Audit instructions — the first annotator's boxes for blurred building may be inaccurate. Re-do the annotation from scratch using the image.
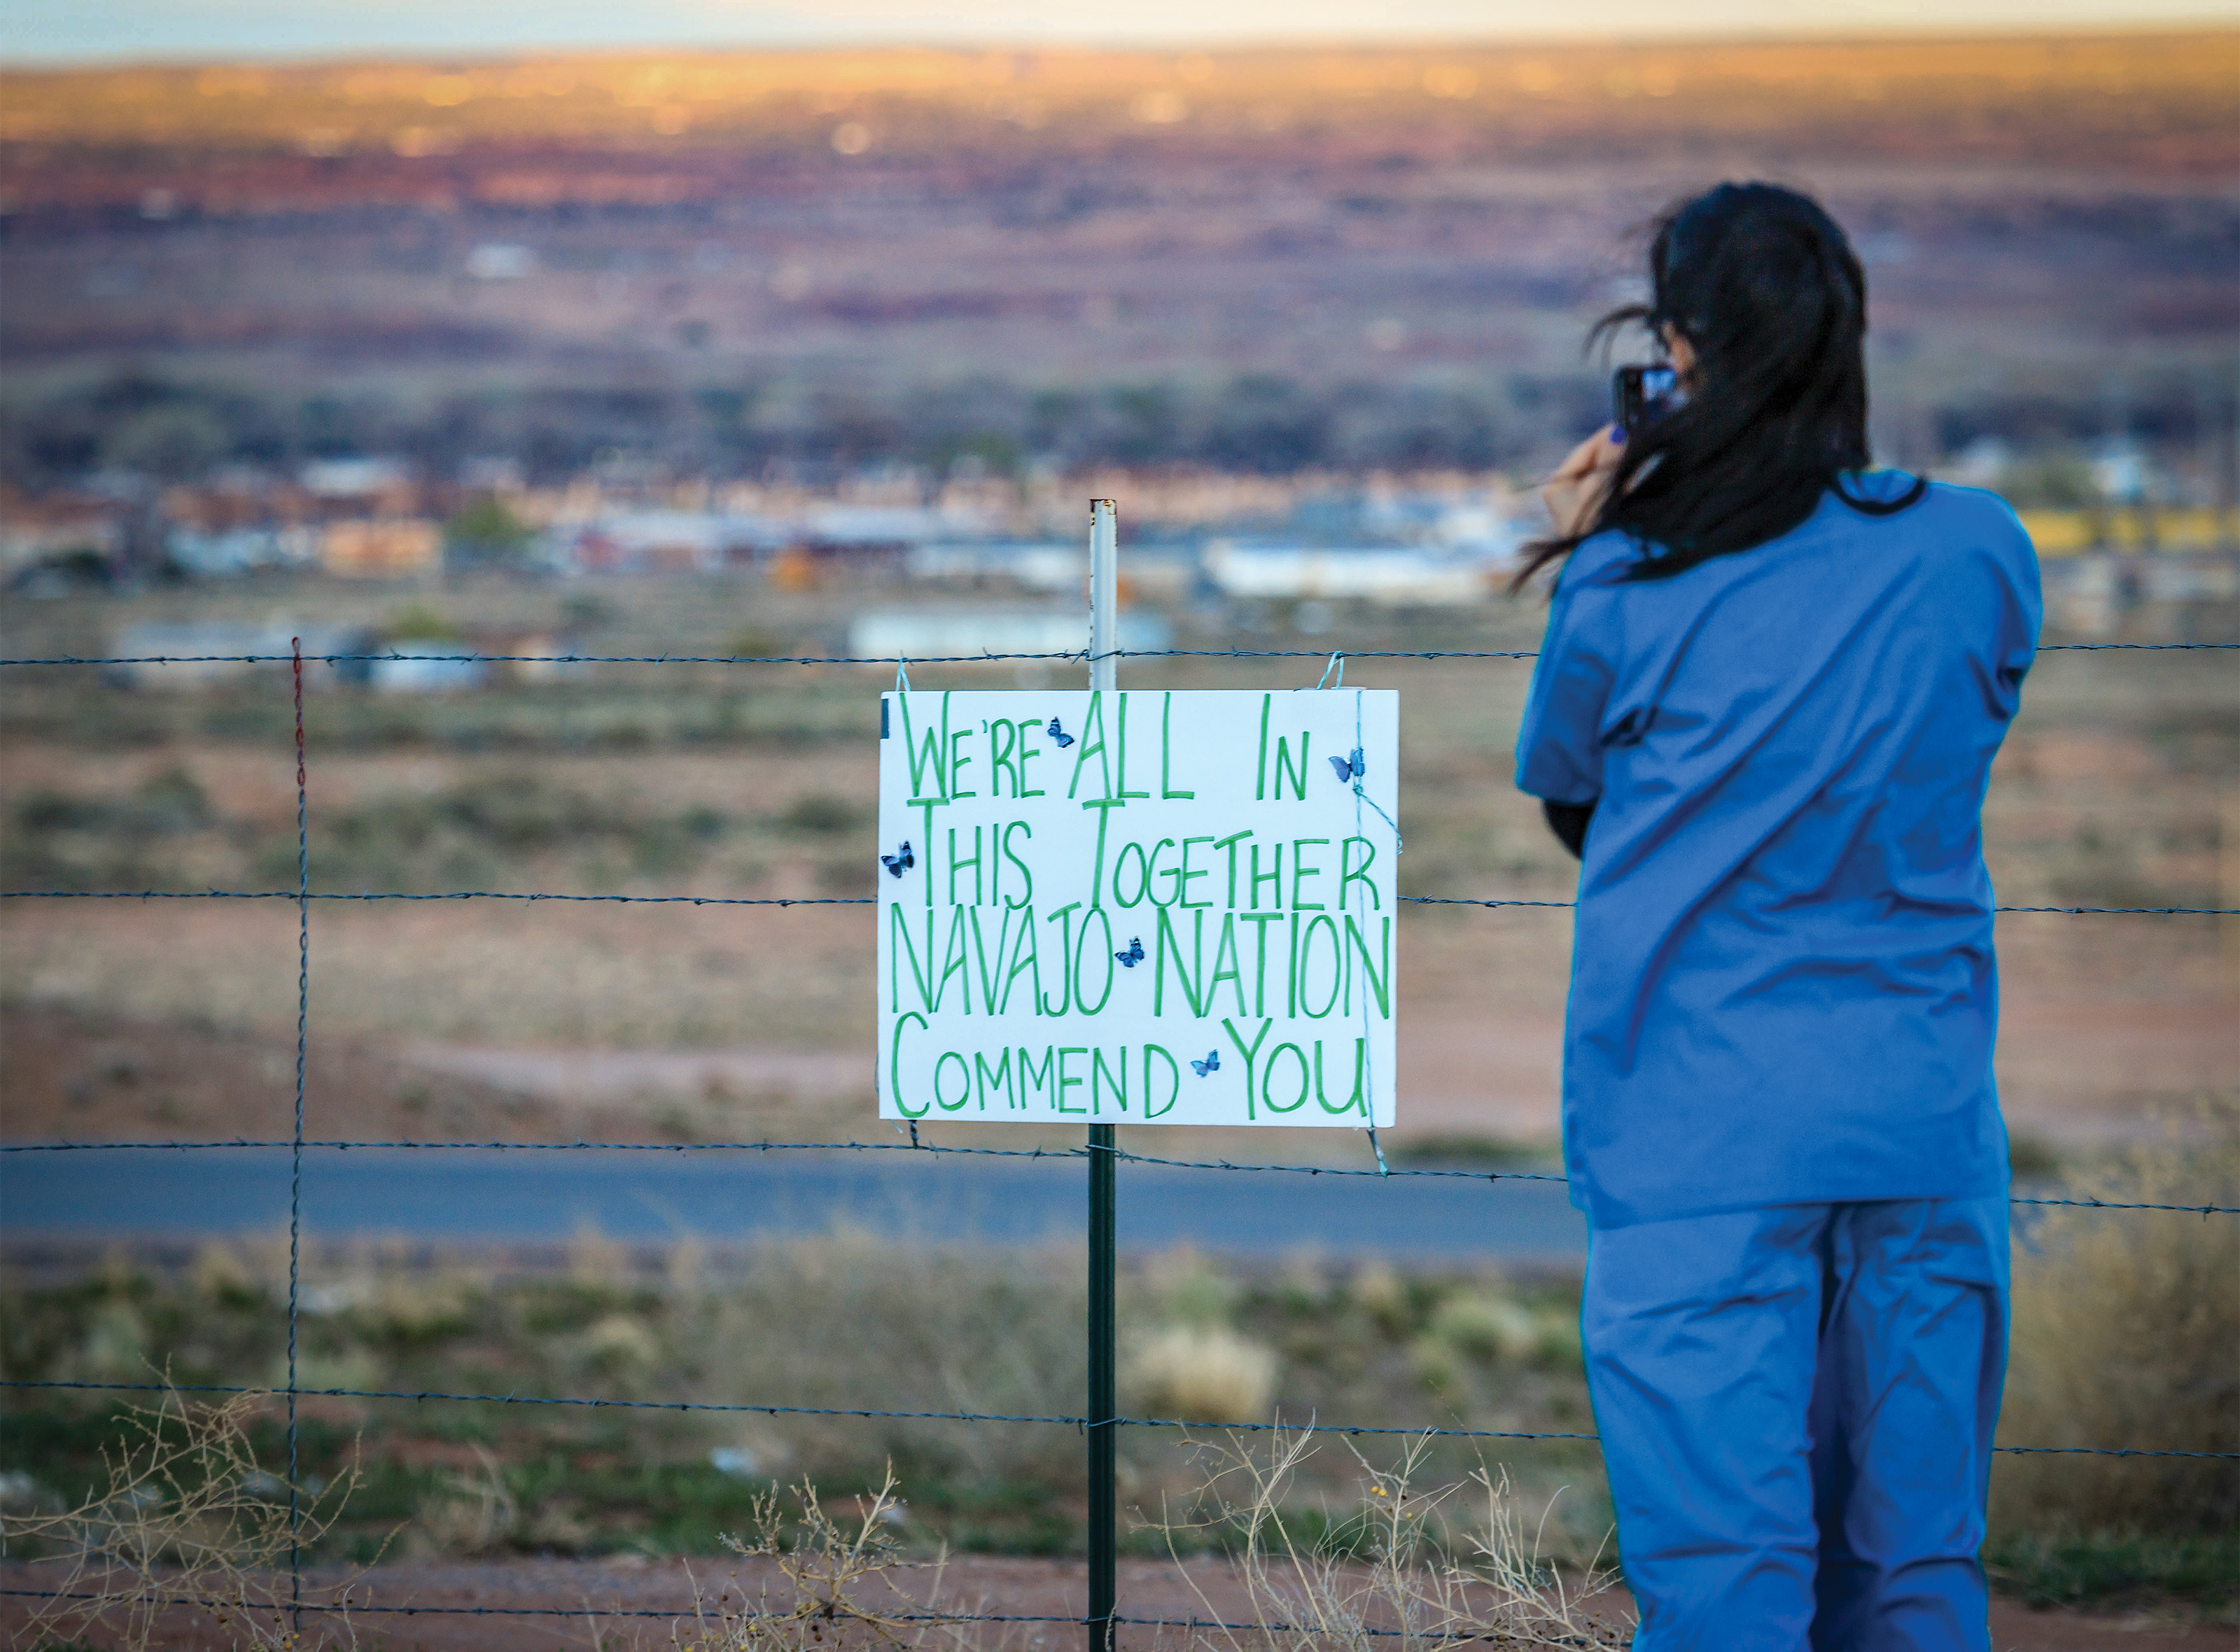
[906,541,1203,605]
[1,492,127,584]
[1202,543,1496,605]
[321,519,442,578]
[557,510,785,574]
[849,609,1171,660]
[300,456,416,513]
[165,524,316,575]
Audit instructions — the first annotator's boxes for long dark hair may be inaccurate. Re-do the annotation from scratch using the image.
[1517,181,1923,587]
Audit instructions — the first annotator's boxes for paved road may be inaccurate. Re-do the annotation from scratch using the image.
[1,1147,1584,1261]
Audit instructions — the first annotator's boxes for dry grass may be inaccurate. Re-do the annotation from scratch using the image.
[0,1385,368,1651]
[666,1467,976,1652]
[659,1436,1630,1652]
[1152,1428,1628,1651]
[1991,1096,2240,1535]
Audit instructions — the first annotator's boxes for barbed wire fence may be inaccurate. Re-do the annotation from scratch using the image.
[3,636,2236,1644]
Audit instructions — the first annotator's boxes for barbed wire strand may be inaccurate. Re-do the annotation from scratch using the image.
[1,1380,2225,1458]
[0,1588,1620,1639]
[4,888,2231,916]
[0,1134,2230,1213]
[3,641,2235,668]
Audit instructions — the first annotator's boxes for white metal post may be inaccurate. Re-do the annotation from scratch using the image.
[1089,498,1119,693]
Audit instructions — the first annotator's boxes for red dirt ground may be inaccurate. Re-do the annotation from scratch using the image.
[4,1555,2232,1651]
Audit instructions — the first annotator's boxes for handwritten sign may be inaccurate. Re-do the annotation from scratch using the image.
[876,689,1399,1128]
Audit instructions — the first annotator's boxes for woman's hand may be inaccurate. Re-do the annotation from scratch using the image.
[1541,425,1626,540]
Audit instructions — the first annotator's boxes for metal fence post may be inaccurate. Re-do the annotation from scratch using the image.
[1086,498,1119,1652]
[287,638,309,1636]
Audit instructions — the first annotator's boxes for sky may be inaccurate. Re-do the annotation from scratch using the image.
[5,0,2229,64]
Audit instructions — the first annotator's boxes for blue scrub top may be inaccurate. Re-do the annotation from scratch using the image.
[1516,476,2042,1228]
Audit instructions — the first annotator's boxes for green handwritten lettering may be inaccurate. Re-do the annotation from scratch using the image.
[1298,913,1340,1018]
[1067,692,1113,801]
[1338,836,1380,911]
[1239,912,1282,1016]
[1220,1016,1276,1121]
[1056,1047,1088,1113]
[1261,1042,1310,1113]
[1177,836,1214,909]
[934,1049,974,1111]
[1114,692,1149,799]
[968,907,1014,1014]
[1091,1046,1130,1115]
[988,718,1020,797]
[890,905,935,1011]
[898,692,951,801]
[935,909,973,1012]
[1000,906,1043,1014]
[1153,906,1210,1017]
[890,1012,930,1118]
[948,825,983,906]
[1346,916,1392,1018]
[1315,1037,1368,1116]
[1254,693,1271,801]
[1161,694,1196,799]
[1019,1044,1056,1105]
[1215,830,1252,909]
[1291,838,1329,910]
[1110,840,1150,909]
[1074,907,1116,1015]
[976,1047,1017,1110]
[1248,841,1283,911]
[947,727,978,800]
[1142,1044,1180,1119]
[1206,913,1247,1017]
[1001,821,1035,909]
[1040,903,1082,1016]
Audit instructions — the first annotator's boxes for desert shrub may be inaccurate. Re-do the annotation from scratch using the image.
[1427,1292,1536,1365]
[1991,1099,2239,1539]
[0,1386,365,1651]
[1128,1325,1278,1423]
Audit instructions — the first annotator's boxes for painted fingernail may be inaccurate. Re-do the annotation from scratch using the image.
[1609,424,1627,443]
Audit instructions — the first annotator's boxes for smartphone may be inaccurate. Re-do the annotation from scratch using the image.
[1613,365,1680,438]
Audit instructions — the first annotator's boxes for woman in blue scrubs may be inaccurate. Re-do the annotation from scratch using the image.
[1514,183,2040,1651]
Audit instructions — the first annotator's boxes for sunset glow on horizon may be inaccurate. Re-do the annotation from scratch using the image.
[6,0,2234,64]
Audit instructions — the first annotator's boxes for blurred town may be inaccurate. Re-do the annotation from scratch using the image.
[6,29,2236,670]
[4,437,2236,681]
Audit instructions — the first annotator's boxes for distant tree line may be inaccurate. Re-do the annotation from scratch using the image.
[2,366,2225,498]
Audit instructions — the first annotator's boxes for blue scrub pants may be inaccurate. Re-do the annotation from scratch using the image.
[1581,1198,2008,1652]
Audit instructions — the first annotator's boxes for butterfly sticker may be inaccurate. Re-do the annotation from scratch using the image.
[1115,937,1145,968]
[1189,1049,1220,1077]
[1329,748,1366,783]
[1046,717,1076,748]
[880,841,914,878]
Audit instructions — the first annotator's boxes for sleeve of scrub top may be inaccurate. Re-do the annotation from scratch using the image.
[1994,514,2044,710]
[1515,552,1618,807]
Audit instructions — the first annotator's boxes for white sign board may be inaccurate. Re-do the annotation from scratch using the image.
[876,689,1399,1128]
